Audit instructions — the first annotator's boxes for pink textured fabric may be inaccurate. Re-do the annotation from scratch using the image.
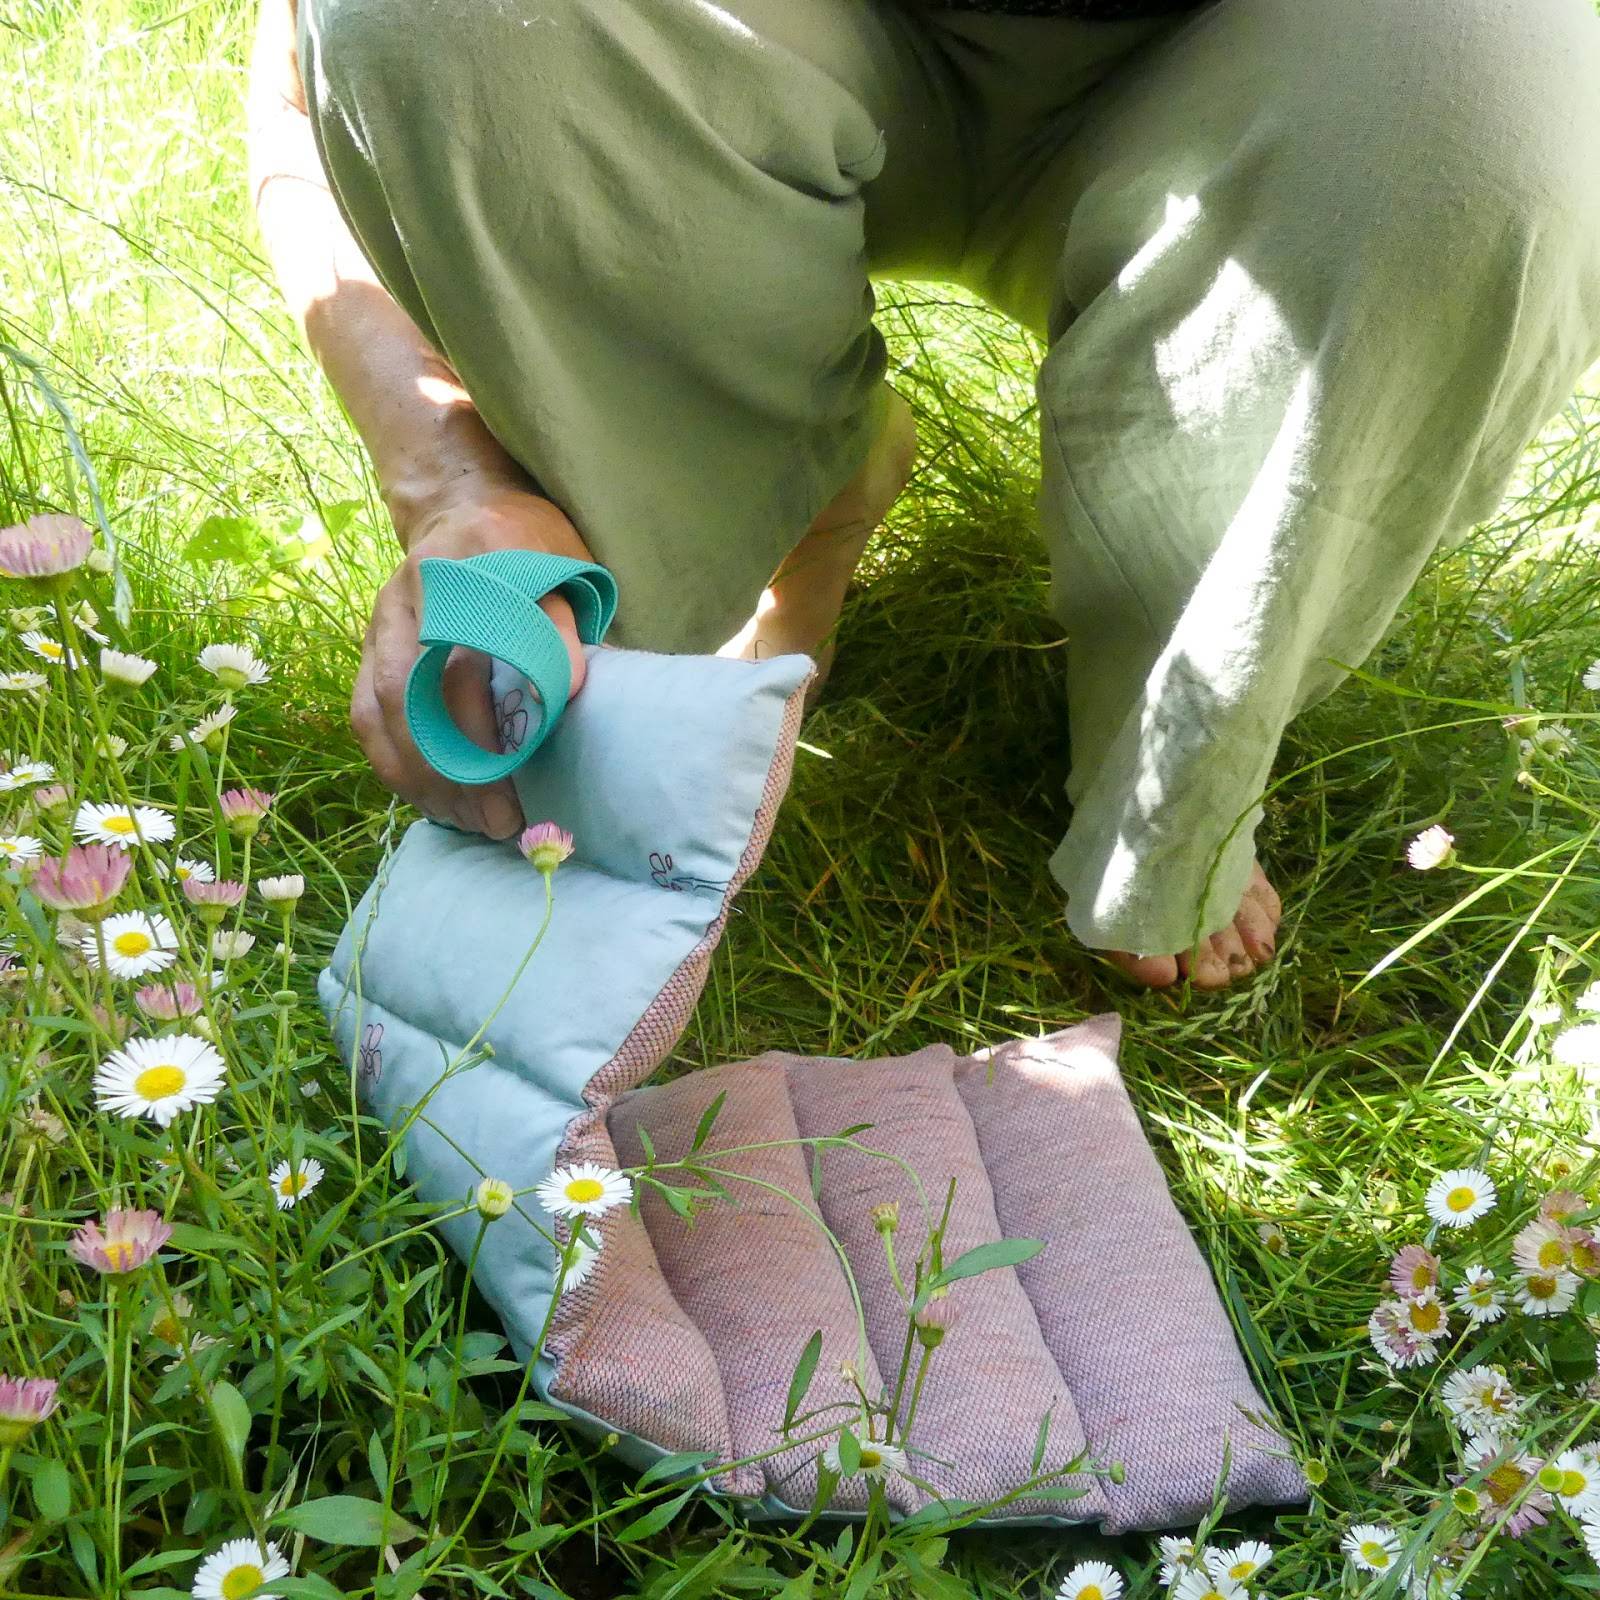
[783,1050,1107,1518]
[955,1017,1306,1531]
[611,1060,905,1515]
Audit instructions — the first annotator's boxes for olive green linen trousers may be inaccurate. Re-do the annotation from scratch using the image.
[298,0,1600,953]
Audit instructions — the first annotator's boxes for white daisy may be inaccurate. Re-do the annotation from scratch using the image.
[1406,825,1455,870]
[191,1538,290,1600]
[1553,1023,1600,1068]
[73,801,175,850]
[1583,1514,1600,1564]
[1157,1536,1196,1587]
[258,874,304,904]
[1205,1541,1271,1585]
[168,704,237,752]
[1172,1574,1242,1600]
[1424,1168,1497,1228]
[1584,660,1600,692]
[0,671,47,692]
[211,931,255,960]
[95,733,127,761]
[268,1158,325,1210]
[1453,1265,1507,1325]
[0,760,54,791]
[1537,1448,1600,1515]
[1055,1560,1123,1600]
[821,1433,907,1480]
[1515,1270,1579,1316]
[1257,1222,1289,1257]
[556,1231,602,1294]
[1577,980,1600,1014]
[1440,1366,1522,1441]
[81,911,179,979]
[1343,1523,1402,1574]
[100,649,157,688]
[0,835,42,867]
[20,632,77,668]
[534,1162,632,1220]
[197,643,269,690]
[156,857,215,886]
[94,1034,227,1127]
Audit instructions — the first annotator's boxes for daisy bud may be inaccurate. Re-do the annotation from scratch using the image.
[518,821,574,874]
[914,1289,954,1350]
[87,546,114,574]
[183,878,246,926]
[0,1374,60,1446]
[99,649,157,689]
[871,1201,899,1237]
[8,606,49,632]
[218,788,274,838]
[30,843,131,921]
[94,733,128,761]
[1449,1485,1480,1517]
[211,930,255,961]
[0,514,93,584]
[68,1207,172,1275]
[29,783,69,813]
[475,1177,515,1220]
[1406,825,1455,872]
[258,873,304,910]
[18,1105,67,1147]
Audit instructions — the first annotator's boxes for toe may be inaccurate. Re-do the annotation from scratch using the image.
[1246,862,1283,925]
[1234,893,1277,964]
[1105,950,1181,988]
[1193,927,1254,990]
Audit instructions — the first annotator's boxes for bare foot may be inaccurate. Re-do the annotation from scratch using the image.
[720,388,916,683]
[1103,864,1283,990]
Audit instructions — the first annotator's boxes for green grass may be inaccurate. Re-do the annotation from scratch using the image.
[4,1,1600,1596]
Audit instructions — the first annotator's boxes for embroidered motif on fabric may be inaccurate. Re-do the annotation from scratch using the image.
[357,1022,384,1091]
[495,688,530,754]
[648,852,726,895]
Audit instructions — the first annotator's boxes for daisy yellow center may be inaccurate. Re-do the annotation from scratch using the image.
[279,1173,307,1196]
[221,1562,264,1600]
[1409,1301,1442,1334]
[1228,1560,1258,1579]
[859,1447,883,1469]
[1480,1388,1510,1414]
[102,1240,137,1271]
[1445,1186,1478,1214]
[564,1177,605,1204]
[1079,1587,1103,1600]
[1469,1285,1493,1304]
[1529,1273,1559,1298]
[1484,1463,1525,1504]
[1410,1266,1432,1290]
[1538,1239,1569,1269]
[38,640,62,659]
[134,1064,185,1100]
[113,930,153,957]
[0,843,16,856]
[1360,1542,1391,1568]
[175,865,192,881]
[1562,1469,1590,1497]
[102,815,137,835]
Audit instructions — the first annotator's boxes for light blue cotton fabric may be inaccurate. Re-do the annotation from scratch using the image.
[318,646,812,1379]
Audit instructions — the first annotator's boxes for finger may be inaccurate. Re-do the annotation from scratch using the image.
[442,646,524,839]
[369,586,484,832]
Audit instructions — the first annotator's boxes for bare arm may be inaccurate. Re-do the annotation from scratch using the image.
[248,0,587,836]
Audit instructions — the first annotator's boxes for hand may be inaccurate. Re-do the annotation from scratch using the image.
[352,478,594,838]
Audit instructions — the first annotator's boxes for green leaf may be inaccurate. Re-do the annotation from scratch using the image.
[168,1222,249,1256]
[635,1450,718,1491]
[209,1381,251,1473]
[183,514,267,567]
[835,1430,861,1477]
[782,1331,823,1430]
[612,1486,696,1543]
[274,1575,352,1600]
[689,1091,726,1154]
[32,1457,70,1521]
[923,1236,1043,1292]
[774,1568,816,1600]
[274,1495,422,1547]
[1030,1407,1053,1475]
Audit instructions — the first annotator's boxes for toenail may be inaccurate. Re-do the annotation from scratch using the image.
[1228,954,1249,971]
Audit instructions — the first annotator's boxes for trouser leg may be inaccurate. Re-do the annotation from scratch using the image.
[972,0,1600,952]
[297,0,959,652]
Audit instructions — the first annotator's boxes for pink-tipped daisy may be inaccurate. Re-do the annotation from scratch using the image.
[182,878,246,925]
[218,788,274,838]
[0,513,93,579]
[1406,825,1455,870]
[0,1374,60,1444]
[69,1207,173,1274]
[73,801,175,850]
[1513,1217,1583,1276]
[29,843,131,917]
[1395,1288,1449,1343]
[1368,1300,1437,1369]
[1464,1443,1551,1537]
[518,821,574,873]
[135,981,205,1021]
[1389,1244,1441,1299]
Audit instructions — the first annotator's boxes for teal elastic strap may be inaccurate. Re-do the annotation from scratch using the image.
[403,550,618,785]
